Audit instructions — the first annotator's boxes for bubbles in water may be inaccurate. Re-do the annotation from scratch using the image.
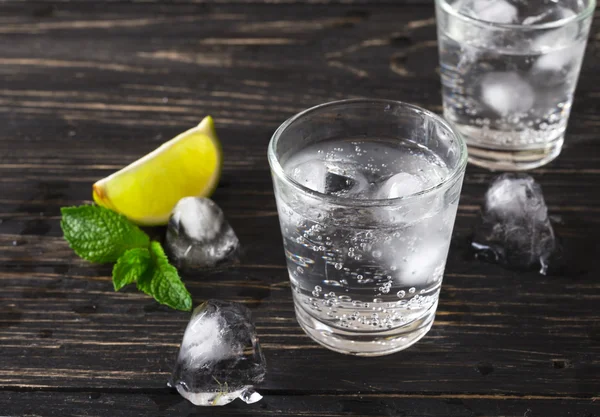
[279,139,450,334]
[409,287,416,294]
[397,290,406,298]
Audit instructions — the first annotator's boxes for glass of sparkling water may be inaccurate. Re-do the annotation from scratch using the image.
[267,99,467,356]
[436,0,595,171]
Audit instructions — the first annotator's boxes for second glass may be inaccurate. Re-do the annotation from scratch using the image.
[436,0,595,170]
[268,99,467,356]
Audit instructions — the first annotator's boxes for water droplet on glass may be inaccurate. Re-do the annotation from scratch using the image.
[409,287,416,294]
[397,290,406,298]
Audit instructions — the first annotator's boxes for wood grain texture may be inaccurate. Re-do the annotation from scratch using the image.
[0,2,599,416]
[0,392,599,417]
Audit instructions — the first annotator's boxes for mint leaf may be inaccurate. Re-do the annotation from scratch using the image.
[112,248,151,291]
[61,205,150,263]
[61,205,191,311]
[139,241,192,311]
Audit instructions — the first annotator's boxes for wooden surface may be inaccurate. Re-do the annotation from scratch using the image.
[1,2,599,416]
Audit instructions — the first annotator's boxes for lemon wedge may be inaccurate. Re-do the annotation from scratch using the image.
[93,116,222,226]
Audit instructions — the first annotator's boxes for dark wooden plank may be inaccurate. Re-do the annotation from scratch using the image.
[0,0,434,5]
[0,2,599,411]
[0,391,598,417]
[1,249,599,394]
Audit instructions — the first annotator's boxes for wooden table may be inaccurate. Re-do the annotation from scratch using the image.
[1,1,599,416]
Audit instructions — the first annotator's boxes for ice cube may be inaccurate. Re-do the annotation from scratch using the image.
[466,0,519,24]
[532,46,583,74]
[170,300,266,406]
[529,7,579,63]
[289,160,369,197]
[376,173,425,199]
[397,240,449,286]
[289,160,327,193]
[472,174,558,275]
[166,197,239,269]
[378,226,449,286]
[480,72,535,116]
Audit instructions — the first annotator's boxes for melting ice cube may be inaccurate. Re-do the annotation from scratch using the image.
[289,159,369,197]
[166,197,239,269]
[532,45,584,75]
[480,72,535,116]
[289,160,328,193]
[376,173,424,199]
[472,173,558,275]
[396,239,449,286]
[465,0,519,24]
[170,300,266,406]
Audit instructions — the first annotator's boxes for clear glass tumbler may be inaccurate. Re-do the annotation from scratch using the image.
[268,99,467,356]
[436,0,595,171]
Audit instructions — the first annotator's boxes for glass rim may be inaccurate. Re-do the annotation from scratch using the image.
[267,98,468,208]
[435,0,596,31]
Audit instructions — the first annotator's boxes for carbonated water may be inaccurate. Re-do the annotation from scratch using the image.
[437,0,592,169]
[277,138,458,334]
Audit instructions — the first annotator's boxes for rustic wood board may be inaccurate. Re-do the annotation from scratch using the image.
[0,2,599,416]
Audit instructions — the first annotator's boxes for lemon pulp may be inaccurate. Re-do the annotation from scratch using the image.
[93,116,222,225]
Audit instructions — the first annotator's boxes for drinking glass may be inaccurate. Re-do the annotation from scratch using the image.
[436,0,595,170]
[268,99,467,356]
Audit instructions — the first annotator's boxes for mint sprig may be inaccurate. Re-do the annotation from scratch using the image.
[112,247,151,291]
[138,242,192,312]
[61,205,150,263]
[60,205,192,311]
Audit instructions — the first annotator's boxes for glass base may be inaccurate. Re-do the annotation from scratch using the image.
[465,136,564,171]
[294,301,437,356]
